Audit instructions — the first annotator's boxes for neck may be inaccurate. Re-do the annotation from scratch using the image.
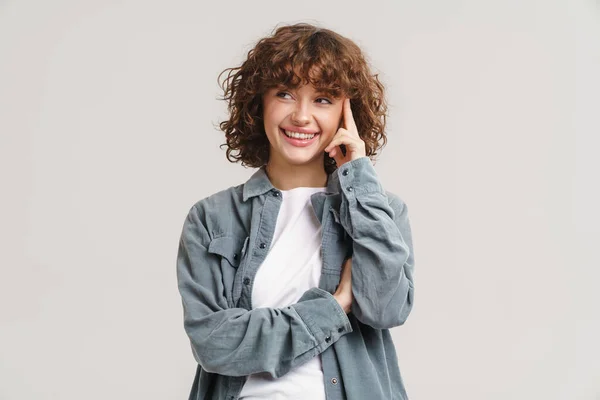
[265,156,328,190]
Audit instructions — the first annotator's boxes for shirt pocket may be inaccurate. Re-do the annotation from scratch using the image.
[327,207,349,241]
[323,208,352,276]
[207,235,248,268]
[207,235,249,306]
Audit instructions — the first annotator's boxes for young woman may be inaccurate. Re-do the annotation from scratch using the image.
[176,23,415,400]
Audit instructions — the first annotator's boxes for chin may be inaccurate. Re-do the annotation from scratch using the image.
[280,149,322,166]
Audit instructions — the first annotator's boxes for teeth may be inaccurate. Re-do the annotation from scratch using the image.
[284,130,316,140]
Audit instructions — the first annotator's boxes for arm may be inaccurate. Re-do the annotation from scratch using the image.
[337,156,416,329]
[176,204,353,378]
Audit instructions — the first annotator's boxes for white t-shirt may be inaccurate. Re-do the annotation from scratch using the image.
[238,186,327,400]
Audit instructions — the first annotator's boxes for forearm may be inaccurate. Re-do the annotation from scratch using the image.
[336,157,416,329]
[179,259,352,378]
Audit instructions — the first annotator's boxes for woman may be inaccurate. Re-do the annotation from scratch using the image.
[176,23,415,400]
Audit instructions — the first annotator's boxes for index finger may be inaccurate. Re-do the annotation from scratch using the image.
[343,98,357,131]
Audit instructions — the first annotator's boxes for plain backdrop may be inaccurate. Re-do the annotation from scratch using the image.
[1,0,599,399]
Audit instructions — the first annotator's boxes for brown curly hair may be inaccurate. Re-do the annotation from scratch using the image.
[218,22,388,174]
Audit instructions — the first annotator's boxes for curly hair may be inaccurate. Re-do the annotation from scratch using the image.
[218,22,388,174]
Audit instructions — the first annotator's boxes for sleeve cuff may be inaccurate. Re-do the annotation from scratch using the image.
[336,156,385,197]
[292,287,353,351]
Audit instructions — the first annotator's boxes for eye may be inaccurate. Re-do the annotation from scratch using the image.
[276,91,292,99]
[316,97,332,105]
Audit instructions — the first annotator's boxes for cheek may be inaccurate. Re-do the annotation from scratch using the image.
[262,114,277,135]
[263,104,285,128]
[316,110,342,134]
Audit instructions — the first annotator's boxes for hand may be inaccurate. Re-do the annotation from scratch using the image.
[324,98,366,168]
[333,257,353,314]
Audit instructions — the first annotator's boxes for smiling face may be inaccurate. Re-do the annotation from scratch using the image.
[262,83,344,170]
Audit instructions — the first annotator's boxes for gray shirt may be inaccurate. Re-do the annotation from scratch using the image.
[176,156,416,399]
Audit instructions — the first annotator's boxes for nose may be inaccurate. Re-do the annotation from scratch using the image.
[291,102,310,125]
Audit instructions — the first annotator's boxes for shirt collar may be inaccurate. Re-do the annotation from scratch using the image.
[242,166,341,201]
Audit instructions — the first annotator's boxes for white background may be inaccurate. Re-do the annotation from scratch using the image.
[1,0,599,399]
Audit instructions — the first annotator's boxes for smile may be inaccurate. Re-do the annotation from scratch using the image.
[279,128,320,147]
[283,129,317,139]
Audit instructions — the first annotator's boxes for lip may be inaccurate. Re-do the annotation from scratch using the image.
[280,126,319,135]
[280,128,320,147]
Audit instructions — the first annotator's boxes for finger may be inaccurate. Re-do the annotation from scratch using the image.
[343,98,357,131]
[327,134,360,156]
[325,137,342,154]
[327,144,342,161]
[324,130,349,152]
[332,145,345,166]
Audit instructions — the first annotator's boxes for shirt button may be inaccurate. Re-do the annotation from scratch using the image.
[272,190,280,197]
[331,377,338,385]
[342,169,349,176]
[347,186,353,192]
[259,242,266,249]
[233,253,238,260]
[325,336,331,343]
[243,277,251,285]
[338,327,344,333]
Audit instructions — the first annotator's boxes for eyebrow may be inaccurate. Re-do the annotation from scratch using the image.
[271,85,340,99]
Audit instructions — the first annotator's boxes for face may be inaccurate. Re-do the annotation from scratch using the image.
[262,83,344,169]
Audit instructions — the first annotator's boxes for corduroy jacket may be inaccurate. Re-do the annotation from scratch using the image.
[176,156,415,399]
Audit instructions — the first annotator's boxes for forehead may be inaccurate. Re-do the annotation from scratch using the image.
[262,62,346,97]
[270,82,343,98]
[272,82,325,92]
